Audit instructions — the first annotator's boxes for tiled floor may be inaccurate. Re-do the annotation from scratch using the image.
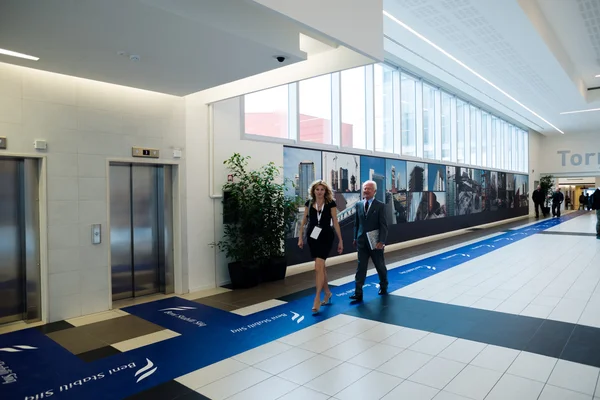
[3,211,600,399]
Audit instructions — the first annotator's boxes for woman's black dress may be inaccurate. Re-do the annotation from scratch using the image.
[305,200,336,259]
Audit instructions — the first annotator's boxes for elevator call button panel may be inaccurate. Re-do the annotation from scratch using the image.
[132,147,159,158]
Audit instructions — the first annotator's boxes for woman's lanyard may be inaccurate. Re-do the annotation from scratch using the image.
[315,202,324,226]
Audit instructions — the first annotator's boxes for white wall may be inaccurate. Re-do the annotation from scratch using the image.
[539,132,600,177]
[184,46,371,290]
[251,0,383,61]
[0,62,185,322]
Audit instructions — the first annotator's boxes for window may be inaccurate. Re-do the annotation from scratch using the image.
[456,99,466,164]
[299,75,332,144]
[470,106,480,166]
[244,85,289,139]
[401,73,417,157]
[341,67,366,149]
[441,92,451,161]
[374,64,395,153]
[491,116,498,169]
[481,112,488,167]
[523,129,529,173]
[423,84,436,160]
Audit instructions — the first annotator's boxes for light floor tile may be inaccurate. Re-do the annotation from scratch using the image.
[531,295,562,307]
[112,329,180,352]
[334,319,380,337]
[348,343,403,370]
[278,354,342,385]
[311,314,358,331]
[335,370,403,400]
[66,310,124,327]
[278,326,328,347]
[381,379,439,400]
[443,365,502,400]
[547,359,600,395]
[484,373,544,400]
[254,347,316,375]
[226,375,297,400]
[322,337,377,362]
[538,384,593,400]
[507,352,558,383]
[298,331,353,354]
[448,293,482,307]
[176,358,247,390]
[382,327,428,349]
[356,322,402,342]
[233,340,293,365]
[432,391,472,400]
[409,333,456,356]
[305,362,370,396]
[438,339,486,364]
[520,303,554,319]
[408,357,466,389]
[197,367,271,400]
[231,299,287,316]
[377,349,433,379]
[277,386,330,400]
[470,345,520,373]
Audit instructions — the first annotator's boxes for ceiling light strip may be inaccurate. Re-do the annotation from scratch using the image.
[559,107,600,115]
[0,48,39,61]
[383,10,564,134]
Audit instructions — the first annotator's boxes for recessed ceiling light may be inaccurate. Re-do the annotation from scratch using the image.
[383,10,565,134]
[595,75,600,78]
[559,107,600,115]
[0,47,39,61]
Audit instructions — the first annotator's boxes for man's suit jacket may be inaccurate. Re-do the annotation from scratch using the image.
[353,198,388,247]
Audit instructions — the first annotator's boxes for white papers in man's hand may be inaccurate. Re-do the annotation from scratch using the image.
[366,229,379,250]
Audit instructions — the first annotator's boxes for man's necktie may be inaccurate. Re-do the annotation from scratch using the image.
[365,200,369,213]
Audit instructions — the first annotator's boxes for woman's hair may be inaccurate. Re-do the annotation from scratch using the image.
[308,180,334,203]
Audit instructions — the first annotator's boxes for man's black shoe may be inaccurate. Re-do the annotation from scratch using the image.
[349,294,363,302]
[378,288,388,295]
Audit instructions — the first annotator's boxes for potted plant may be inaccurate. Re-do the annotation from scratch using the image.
[217,153,300,288]
[539,174,554,215]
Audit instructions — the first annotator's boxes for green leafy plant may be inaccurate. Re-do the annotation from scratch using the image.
[539,174,554,206]
[217,153,301,265]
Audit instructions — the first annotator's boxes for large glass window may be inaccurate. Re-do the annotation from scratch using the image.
[441,92,452,161]
[491,116,498,168]
[244,85,289,139]
[423,84,436,160]
[481,111,488,167]
[470,106,480,166]
[456,99,466,164]
[401,73,417,157]
[341,67,366,149]
[299,74,332,144]
[374,64,395,153]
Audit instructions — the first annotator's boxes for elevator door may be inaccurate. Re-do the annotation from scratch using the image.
[0,158,40,324]
[110,164,174,301]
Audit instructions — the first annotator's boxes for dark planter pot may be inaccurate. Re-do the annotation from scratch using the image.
[260,256,287,282]
[228,261,260,289]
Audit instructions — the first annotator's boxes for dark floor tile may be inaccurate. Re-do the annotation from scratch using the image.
[77,345,122,362]
[174,391,211,400]
[277,287,317,302]
[524,319,575,358]
[538,231,597,237]
[35,320,74,334]
[79,315,164,344]
[192,298,238,312]
[47,328,107,354]
[124,380,199,400]
[561,325,600,368]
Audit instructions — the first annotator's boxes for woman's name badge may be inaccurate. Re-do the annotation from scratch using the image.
[310,226,322,239]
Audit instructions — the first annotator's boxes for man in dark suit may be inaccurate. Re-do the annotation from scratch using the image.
[350,180,388,302]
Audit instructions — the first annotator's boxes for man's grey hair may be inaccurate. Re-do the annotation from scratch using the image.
[363,180,377,191]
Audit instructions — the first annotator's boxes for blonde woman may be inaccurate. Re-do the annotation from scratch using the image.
[298,180,343,313]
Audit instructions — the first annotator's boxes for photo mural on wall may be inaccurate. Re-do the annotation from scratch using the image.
[282,146,529,264]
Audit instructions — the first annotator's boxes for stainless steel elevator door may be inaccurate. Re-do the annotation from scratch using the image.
[110,164,174,301]
[0,160,23,323]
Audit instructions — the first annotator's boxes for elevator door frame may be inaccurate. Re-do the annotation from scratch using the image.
[109,162,175,302]
[0,157,41,325]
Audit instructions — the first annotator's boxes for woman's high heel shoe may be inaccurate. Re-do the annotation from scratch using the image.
[321,292,333,306]
[312,298,321,314]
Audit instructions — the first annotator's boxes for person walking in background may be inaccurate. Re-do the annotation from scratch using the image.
[587,193,592,211]
[579,192,586,210]
[532,185,544,218]
[552,187,564,217]
[591,188,600,239]
[298,180,343,314]
[350,180,388,302]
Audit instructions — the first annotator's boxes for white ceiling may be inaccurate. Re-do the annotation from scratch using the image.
[0,0,319,96]
[383,0,600,135]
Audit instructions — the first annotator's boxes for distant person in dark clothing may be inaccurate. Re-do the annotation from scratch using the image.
[591,188,600,239]
[565,195,571,210]
[532,185,544,218]
[552,188,564,217]
[587,194,592,211]
[579,193,586,210]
